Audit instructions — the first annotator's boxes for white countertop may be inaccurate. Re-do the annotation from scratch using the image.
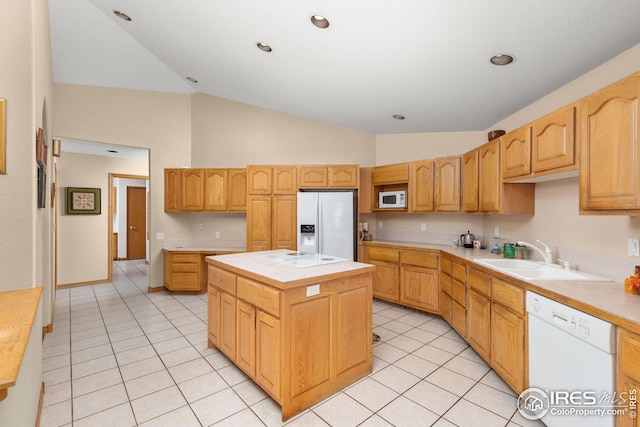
[206,249,374,289]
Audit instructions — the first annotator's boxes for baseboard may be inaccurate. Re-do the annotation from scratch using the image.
[147,286,166,293]
[36,381,44,427]
[41,324,53,340]
[57,278,109,289]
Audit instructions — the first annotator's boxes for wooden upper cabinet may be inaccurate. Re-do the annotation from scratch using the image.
[434,156,461,212]
[580,72,640,213]
[359,167,373,214]
[410,160,434,212]
[299,167,327,188]
[227,168,247,211]
[247,195,272,251]
[501,127,532,179]
[182,169,205,211]
[462,150,479,212]
[204,169,227,211]
[273,167,298,194]
[248,166,273,195]
[531,103,578,174]
[328,165,358,187]
[478,140,501,212]
[271,195,296,250]
[372,163,409,184]
[164,169,182,212]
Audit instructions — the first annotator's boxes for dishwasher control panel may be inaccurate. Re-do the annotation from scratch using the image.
[526,291,616,353]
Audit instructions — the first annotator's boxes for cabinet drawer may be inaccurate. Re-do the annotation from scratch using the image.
[619,329,640,380]
[441,257,452,276]
[171,272,199,289]
[400,251,438,269]
[237,276,281,318]
[439,274,451,296]
[492,278,524,315]
[210,267,237,295]
[367,247,399,263]
[468,268,491,297]
[452,262,466,283]
[452,280,466,306]
[172,253,199,263]
[173,262,198,273]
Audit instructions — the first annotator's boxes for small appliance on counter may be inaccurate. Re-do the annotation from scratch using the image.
[377,191,406,209]
[460,231,475,248]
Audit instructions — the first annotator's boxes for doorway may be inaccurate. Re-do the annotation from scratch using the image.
[127,186,147,260]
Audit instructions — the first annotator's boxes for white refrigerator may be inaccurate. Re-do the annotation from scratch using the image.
[297,190,358,261]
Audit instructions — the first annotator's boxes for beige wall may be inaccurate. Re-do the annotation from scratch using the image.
[375,131,484,165]
[53,84,192,287]
[57,152,148,285]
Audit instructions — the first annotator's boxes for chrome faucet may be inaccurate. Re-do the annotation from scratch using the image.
[516,240,554,265]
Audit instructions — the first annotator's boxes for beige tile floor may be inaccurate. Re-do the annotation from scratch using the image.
[40,260,544,427]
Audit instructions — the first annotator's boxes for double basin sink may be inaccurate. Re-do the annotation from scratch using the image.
[473,258,611,282]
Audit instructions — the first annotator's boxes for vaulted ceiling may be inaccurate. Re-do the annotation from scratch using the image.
[49,0,640,134]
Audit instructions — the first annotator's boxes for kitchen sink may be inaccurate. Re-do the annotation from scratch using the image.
[473,258,612,281]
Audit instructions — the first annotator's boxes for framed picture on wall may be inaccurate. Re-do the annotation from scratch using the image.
[66,187,101,214]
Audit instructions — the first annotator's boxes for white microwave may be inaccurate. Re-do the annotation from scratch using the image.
[378,191,406,208]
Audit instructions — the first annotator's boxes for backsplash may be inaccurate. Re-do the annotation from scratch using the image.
[163,239,246,250]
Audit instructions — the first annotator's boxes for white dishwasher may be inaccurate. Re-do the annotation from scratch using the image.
[526,291,617,427]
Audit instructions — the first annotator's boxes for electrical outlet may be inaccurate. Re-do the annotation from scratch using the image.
[215,231,220,239]
[629,238,640,257]
[494,226,500,237]
[155,232,164,240]
[420,223,426,232]
[198,223,204,230]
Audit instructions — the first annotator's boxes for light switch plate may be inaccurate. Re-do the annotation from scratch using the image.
[629,238,640,257]
[306,284,320,297]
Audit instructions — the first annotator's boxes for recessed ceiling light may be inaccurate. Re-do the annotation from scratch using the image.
[107,149,119,154]
[311,15,330,29]
[186,77,198,83]
[256,42,272,52]
[113,10,132,21]
[392,114,405,120]
[490,54,514,65]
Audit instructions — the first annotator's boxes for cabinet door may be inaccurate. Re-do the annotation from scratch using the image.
[532,104,577,173]
[451,301,466,337]
[256,311,280,400]
[220,291,237,359]
[400,265,438,312]
[434,156,461,212]
[204,169,227,211]
[370,260,400,302]
[439,291,452,323]
[182,169,204,211]
[501,127,532,179]
[410,160,434,212]
[467,289,491,361]
[479,140,501,212]
[272,195,296,250]
[208,286,220,348]
[462,150,479,212]
[164,169,182,212]
[580,74,640,211]
[359,167,373,214]
[299,167,328,187]
[618,328,640,426]
[247,196,272,251]
[248,166,272,194]
[329,165,358,187]
[372,163,409,184]
[273,166,298,194]
[491,303,525,392]
[227,168,247,211]
[237,300,256,377]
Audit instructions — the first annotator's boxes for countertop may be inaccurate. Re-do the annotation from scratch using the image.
[206,250,375,290]
[163,247,244,253]
[362,240,640,334]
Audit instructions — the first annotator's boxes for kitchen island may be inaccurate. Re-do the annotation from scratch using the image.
[206,250,375,420]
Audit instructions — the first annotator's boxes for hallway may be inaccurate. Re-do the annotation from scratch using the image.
[40,260,541,426]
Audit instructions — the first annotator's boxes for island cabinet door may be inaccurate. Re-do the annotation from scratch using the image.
[207,286,220,348]
[220,292,237,359]
[256,311,281,401]
[236,300,256,377]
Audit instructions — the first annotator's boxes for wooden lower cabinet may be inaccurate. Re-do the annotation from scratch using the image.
[439,291,452,323]
[400,265,438,312]
[256,311,280,397]
[370,260,400,301]
[467,289,491,360]
[220,291,237,359]
[617,328,640,426]
[237,300,256,376]
[207,286,220,348]
[491,303,525,393]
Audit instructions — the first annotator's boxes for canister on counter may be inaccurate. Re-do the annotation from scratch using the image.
[515,244,527,259]
[503,243,515,259]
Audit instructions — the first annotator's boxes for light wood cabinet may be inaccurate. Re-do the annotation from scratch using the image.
[227,168,247,211]
[451,261,467,337]
[410,160,434,212]
[372,162,409,212]
[271,196,296,250]
[462,150,479,212]
[501,127,532,179]
[439,255,453,323]
[299,166,327,187]
[181,169,205,211]
[164,169,182,212]
[164,250,239,293]
[531,103,578,174]
[247,166,273,195]
[208,285,220,347]
[299,165,358,188]
[236,300,256,376]
[464,140,535,214]
[466,268,492,361]
[365,246,400,301]
[580,72,640,214]
[273,167,298,195]
[434,156,461,212]
[359,167,373,213]
[204,169,227,211]
[256,310,280,398]
[399,251,439,312]
[247,196,272,252]
[164,168,246,212]
[617,328,640,427]
[220,291,237,359]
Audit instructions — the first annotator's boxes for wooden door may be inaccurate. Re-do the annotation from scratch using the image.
[328,165,358,187]
[181,169,204,210]
[580,73,640,211]
[532,104,577,173]
[204,169,227,211]
[410,160,434,212]
[247,196,272,251]
[370,260,400,302]
[299,167,328,188]
[273,166,298,194]
[434,156,461,212]
[247,166,273,195]
[227,168,247,211]
[491,303,525,392]
[256,311,280,399]
[501,127,532,179]
[479,140,501,212]
[220,292,237,359]
[400,266,438,312]
[272,196,296,250]
[236,300,256,377]
[462,150,479,212]
[126,186,146,260]
[467,289,491,361]
[164,169,182,212]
